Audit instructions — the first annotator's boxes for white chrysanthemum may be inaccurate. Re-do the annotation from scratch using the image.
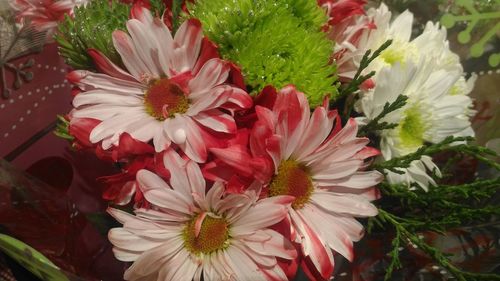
[357,62,475,190]
[354,4,461,75]
[351,4,476,189]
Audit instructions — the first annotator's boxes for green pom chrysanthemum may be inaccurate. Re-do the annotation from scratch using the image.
[188,0,339,106]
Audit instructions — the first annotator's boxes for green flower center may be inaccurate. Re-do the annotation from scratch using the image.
[380,47,407,66]
[269,159,313,209]
[183,213,230,255]
[398,105,427,150]
[144,78,189,121]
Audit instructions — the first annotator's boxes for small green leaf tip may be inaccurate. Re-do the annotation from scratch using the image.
[55,0,131,70]
[188,0,338,107]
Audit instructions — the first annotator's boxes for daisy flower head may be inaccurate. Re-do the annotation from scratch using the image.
[322,0,375,83]
[68,5,252,163]
[108,149,297,281]
[333,3,463,81]
[319,0,367,26]
[9,0,87,39]
[213,86,383,280]
[337,3,474,96]
[357,62,475,189]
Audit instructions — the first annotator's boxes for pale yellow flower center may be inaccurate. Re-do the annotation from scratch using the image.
[269,159,314,209]
[143,78,189,121]
[398,105,427,150]
[183,213,230,255]
[380,47,406,66]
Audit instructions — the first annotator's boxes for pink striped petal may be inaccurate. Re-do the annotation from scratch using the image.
[108,228,163,252]
[311,191,378,217]
[188,85,249,116]
[130,5,153,25]
[301,205,354,261]
[136,169,171,192]
[225,246,267,280]
[244,229,297,259]
[311,159,363,180]
[67,70,144,93]
[143,188,194,214]
[166,252,198,281]
[188,58,230,98]
[183,118,208,163]
[112,30,151,81]
[232,201,287,236]
[289,209,334,280]
[73,91,142,108]
[173,19,203,72]
[162,148,193,200]
[317,171,384,189]
[126,19,162,77]
[193,109,236,133]
[124,237,184,280]
[294,106,332,160]
[186,160,206,196]
[87,49,137,81]
[209,145,254,177]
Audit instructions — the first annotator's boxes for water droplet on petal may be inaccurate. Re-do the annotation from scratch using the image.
[173,128,186,144]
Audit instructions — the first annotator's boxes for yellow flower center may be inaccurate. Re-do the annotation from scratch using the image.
[144,78,189,121]
[183,213,230,255]
[269,159,314,209]
[380,47,406,66]
[398,105,427,150]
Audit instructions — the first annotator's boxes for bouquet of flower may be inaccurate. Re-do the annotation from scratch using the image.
[8,0,500,280]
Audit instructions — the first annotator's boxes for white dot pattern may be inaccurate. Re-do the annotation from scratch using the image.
[1,76,71,139]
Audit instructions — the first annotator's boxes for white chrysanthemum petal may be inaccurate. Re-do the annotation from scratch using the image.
[388,10,413,42]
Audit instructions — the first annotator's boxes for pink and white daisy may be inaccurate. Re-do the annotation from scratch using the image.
[108,149,296,281]
[320,0,375,83]
[68,6,252,162]
[211,86,383,280]
[9,0,87,39]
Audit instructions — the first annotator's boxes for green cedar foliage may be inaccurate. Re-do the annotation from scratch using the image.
[55,0,131,70]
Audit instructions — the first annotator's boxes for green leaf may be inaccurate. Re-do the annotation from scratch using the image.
[0,234,69,281]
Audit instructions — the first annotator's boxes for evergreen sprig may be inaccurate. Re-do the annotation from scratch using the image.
[55,0,131,70]
[338,40,393,99]
[374,136,500,174]
[376,209,500,281]
[171,0,183,32]
[378,178,500,232]
[188,0,338,106]
[358,94,409,137]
